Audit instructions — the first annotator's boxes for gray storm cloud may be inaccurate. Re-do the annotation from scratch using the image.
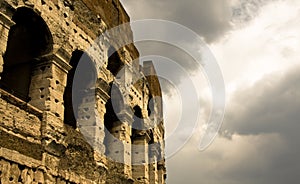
[223,65,300,137]
[218,65,300,184]
[119,0,300,183]
[120,0,276,42]
[167,65,300,184]
[120,0,232,42]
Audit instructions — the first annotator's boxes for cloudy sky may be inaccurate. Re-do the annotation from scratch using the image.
[120,0,300,183]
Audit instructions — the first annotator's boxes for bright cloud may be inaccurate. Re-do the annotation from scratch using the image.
[120,0,300,183]
[211,0,300,93]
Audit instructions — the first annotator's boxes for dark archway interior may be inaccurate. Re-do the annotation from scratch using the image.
[104,98,119,131]
[63,50,97,128]
[147,94,154,117]
[103,84,125,154]
[104,84,123,131]
[0,7,53,101]
[131,105,143,140]
[103,97,119,155]
[107,46,124,76]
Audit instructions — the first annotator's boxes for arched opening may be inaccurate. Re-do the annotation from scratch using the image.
[131,105,147,176]
[104,84,124,152]
[63,50,97,128]
[0,7,53,101]
[148,131,156,162]
[132,105,144,132]
[147,94,154,117]
[131,105,145,166]
[107,46,124,76]
[104,99,118,130]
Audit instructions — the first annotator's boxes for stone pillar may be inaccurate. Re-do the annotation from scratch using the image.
[157,160,167,184]
[77,86,109,155]
[132,131,150,184]
[0,12,14,77]
[106,111,133,176]
[28,53,71,119]
[155,126,166,184]
[149,145,159,184]
[149,155,158,184]
[29,53,71,157]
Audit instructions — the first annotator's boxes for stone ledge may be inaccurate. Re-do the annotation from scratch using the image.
[0,130,43,160]
[0,12,14,27]
[0,88,43,119]
[0,147,42,168]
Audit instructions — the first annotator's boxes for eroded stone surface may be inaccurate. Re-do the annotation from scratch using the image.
[0,0,166,183]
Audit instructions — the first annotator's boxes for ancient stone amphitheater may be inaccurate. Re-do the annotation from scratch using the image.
[0,0,166,183]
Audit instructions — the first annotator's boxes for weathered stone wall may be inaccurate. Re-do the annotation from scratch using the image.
[0,0,166,183]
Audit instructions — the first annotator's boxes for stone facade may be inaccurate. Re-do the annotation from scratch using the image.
[0,0,166,183]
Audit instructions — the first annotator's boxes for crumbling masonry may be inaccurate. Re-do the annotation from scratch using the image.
[0,0,166,183]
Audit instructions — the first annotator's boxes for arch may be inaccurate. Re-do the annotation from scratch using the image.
[107,46,124,76]
[104,83,124,131]
[0,7,53,101]
[131,105,144,137]
[104,99,118,132]
[147,94,154,117]
[63,50,97,128]
[103,83,126,155]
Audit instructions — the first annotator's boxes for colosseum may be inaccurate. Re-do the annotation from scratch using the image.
[0,0,166,183]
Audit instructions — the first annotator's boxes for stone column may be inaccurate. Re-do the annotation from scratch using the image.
[77,85,109,155]
[157,160,167,184]
[156,126,166,184]
[149,154,158,184]
[132,130,150,184]
[28,53,71,119]
[106,111,133,176]
[0,12,14,77]
[29,52,71,157]
[149,143,159,184]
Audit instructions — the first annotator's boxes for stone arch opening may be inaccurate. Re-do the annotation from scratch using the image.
[131,105,144,142]
[147,94,154,117]
[104,84,123,131]
[103,97,117,156]
[104,99,117,131]
[0,7,53,101]
[63,50,97,128]
[107,46,124,76]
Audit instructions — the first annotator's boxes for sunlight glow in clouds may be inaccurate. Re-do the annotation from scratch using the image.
[120,0,300,183]
[211,0,300,94]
